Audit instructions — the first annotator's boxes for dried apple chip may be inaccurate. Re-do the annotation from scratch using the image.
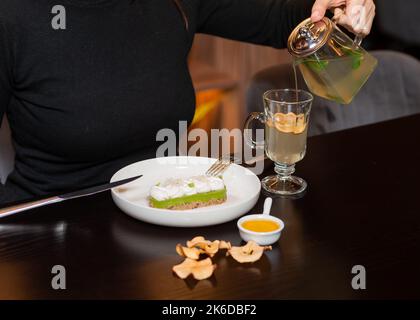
[186,236,209,248]
[176,244,201,260]
[184,236,227,257]
[192,258,217,280]
[172,258,216,280]
[202,240,220,257]
[172,258,197,279]
[219,240,232,250]
[228,241,272,263]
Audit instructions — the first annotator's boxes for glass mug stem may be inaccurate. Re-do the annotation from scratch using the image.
[274,162,295,178]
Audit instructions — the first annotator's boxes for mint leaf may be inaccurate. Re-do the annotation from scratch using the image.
[305,60,329,72]
[342,47,363,70]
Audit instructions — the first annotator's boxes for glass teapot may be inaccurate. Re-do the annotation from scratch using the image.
[287,17,378,104]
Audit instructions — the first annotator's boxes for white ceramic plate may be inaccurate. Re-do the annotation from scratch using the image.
[111,156,261,227]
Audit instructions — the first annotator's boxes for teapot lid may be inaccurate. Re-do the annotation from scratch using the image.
[288,17,333,57]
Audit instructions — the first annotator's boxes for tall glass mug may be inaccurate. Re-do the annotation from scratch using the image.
[244,89,313,195]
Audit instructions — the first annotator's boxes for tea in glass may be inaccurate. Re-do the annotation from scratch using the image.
[265,112,308,165]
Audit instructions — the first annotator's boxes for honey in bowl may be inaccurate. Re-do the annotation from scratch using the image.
[242,219,280,233]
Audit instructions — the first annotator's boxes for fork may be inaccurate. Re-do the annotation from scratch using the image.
[205,155,233,177]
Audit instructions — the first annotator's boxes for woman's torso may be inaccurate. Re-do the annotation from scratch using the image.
[1,0,197,201]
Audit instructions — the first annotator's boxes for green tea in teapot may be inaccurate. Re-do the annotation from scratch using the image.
[288,18,378,104]
[295,47,377,104]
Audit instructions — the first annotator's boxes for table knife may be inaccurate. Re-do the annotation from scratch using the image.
[0,175,142,219]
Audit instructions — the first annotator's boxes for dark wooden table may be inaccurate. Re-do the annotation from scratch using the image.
[1,115,420,300]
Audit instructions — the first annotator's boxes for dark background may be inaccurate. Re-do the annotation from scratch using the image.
[364,0,420,59]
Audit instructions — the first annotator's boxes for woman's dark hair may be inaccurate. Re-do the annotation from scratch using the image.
[172,0,189,31]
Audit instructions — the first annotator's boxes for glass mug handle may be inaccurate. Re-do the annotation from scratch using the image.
[244,112,265,150]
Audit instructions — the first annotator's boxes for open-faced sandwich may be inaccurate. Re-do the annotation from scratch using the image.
[149,175,227,210]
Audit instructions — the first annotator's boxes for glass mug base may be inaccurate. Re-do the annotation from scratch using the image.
[261,175,307,195]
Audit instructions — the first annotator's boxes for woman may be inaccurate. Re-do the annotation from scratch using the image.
[0,0,375,204]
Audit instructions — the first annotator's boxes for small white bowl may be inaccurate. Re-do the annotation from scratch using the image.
[237,198,285,245]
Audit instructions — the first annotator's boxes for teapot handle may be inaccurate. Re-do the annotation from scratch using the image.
[332,16,363,47]
[353,35,363,47]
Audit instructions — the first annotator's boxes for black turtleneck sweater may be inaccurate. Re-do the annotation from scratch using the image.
[0,0,312,204]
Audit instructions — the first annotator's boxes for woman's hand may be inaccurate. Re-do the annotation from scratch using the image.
[311,0,376,37]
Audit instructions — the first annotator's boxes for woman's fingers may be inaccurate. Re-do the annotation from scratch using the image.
[332,0,375,36]
[311,0,351,22]
[359,0,375,36]
[311,0,376,37]
[333,7,352,27]
[311,0,332,22]
[347,0,367,33]
[332,6,344,20]
[345,0,375,36]
[360,5,375,36]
